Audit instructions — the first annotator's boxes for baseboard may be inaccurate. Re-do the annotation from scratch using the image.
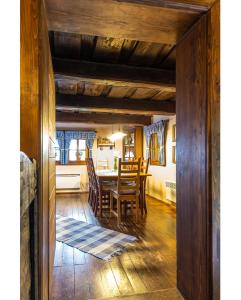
[56,189,88,194]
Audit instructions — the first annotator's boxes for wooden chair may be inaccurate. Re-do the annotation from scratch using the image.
[140,158,150,215]
[86,158,115,217]
[110,158,141,226]
[86,158,97,210]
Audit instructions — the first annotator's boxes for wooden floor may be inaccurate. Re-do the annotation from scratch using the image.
[51,193,182,300]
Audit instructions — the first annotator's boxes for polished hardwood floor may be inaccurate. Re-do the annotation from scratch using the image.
[51,193,182,300]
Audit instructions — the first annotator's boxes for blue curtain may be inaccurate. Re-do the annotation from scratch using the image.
[86,138,95,158]
[156,122,167,165]
[144,120,168,165]
[56,130,96,164]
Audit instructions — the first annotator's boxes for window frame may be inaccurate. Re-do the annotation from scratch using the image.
[67,139,88,165]
[149,132,166,167]
[149,132,161,166]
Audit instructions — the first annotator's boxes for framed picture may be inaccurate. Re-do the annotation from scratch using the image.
[172,124,176,142]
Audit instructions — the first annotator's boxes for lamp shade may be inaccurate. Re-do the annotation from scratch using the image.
[109,132,126,142]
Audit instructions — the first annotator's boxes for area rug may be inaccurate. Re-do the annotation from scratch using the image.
[56,215,138,260]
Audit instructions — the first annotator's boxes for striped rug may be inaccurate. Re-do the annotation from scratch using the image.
[56,215,138,261]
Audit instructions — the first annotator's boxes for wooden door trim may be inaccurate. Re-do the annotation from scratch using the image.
[175,2,219,299]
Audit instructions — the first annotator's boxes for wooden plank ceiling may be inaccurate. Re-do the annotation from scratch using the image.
[49,31,177,125]
[50,32,176,104]
[46,0,207,126]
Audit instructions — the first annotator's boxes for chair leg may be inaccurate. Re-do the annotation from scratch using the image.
[140,181,144,216]
[135,197,139,223]
[144,193,147,214]
[99,191,103,218]
[131,200,134,219]
[117,198,121,226]
[143,186,147,214]
[140,193,144,216]
[88,187,91,203]
[123,202,127,218]
[110,192,113,212]
[94,193,98,216]
[90,188,93,207]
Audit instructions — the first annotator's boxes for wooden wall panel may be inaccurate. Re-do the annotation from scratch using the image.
[21,0,56,299]
[176,16,209,300]
[20,0,39,160]
[207,1,220,299]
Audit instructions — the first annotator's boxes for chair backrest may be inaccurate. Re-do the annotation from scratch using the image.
[117,158,141,195]
[86,158,99,191]
[97,159,108,170]
[141,158,150,174]
[86,158,91,187]
[127,157,136,162]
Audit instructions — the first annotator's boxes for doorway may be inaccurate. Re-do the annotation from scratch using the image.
[20,0,220,299]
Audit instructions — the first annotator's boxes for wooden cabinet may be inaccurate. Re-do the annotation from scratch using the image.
[123,127,143,161]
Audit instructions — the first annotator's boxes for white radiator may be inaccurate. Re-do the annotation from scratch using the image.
[56,174,80,189]
[165,181,176,203]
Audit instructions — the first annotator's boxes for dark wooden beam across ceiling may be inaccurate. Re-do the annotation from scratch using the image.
[53,58,176,91]
[56,111,152,125]
[56,93,176,116]
[46,0,201,44]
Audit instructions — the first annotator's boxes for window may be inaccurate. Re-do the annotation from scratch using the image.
[68,139,87,164]
[150,133,160,165]
[123,132,135,161]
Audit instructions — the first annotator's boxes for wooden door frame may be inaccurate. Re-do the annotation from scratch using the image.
[34,1,219,299]
[175,1,220,299]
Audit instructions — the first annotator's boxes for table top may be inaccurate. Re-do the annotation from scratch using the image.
[96,170,151,179]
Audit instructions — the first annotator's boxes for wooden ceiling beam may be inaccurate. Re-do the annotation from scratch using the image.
[56,111,152,125]
[53,58,176,91]
[56,93,176,116]
[46,0,200,44]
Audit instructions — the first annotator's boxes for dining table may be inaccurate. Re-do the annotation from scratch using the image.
[96,169,151,180]
[95,169,152,214]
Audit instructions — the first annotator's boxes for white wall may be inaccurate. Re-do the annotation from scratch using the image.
[92,128,123,170]
[145,116,176,202]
